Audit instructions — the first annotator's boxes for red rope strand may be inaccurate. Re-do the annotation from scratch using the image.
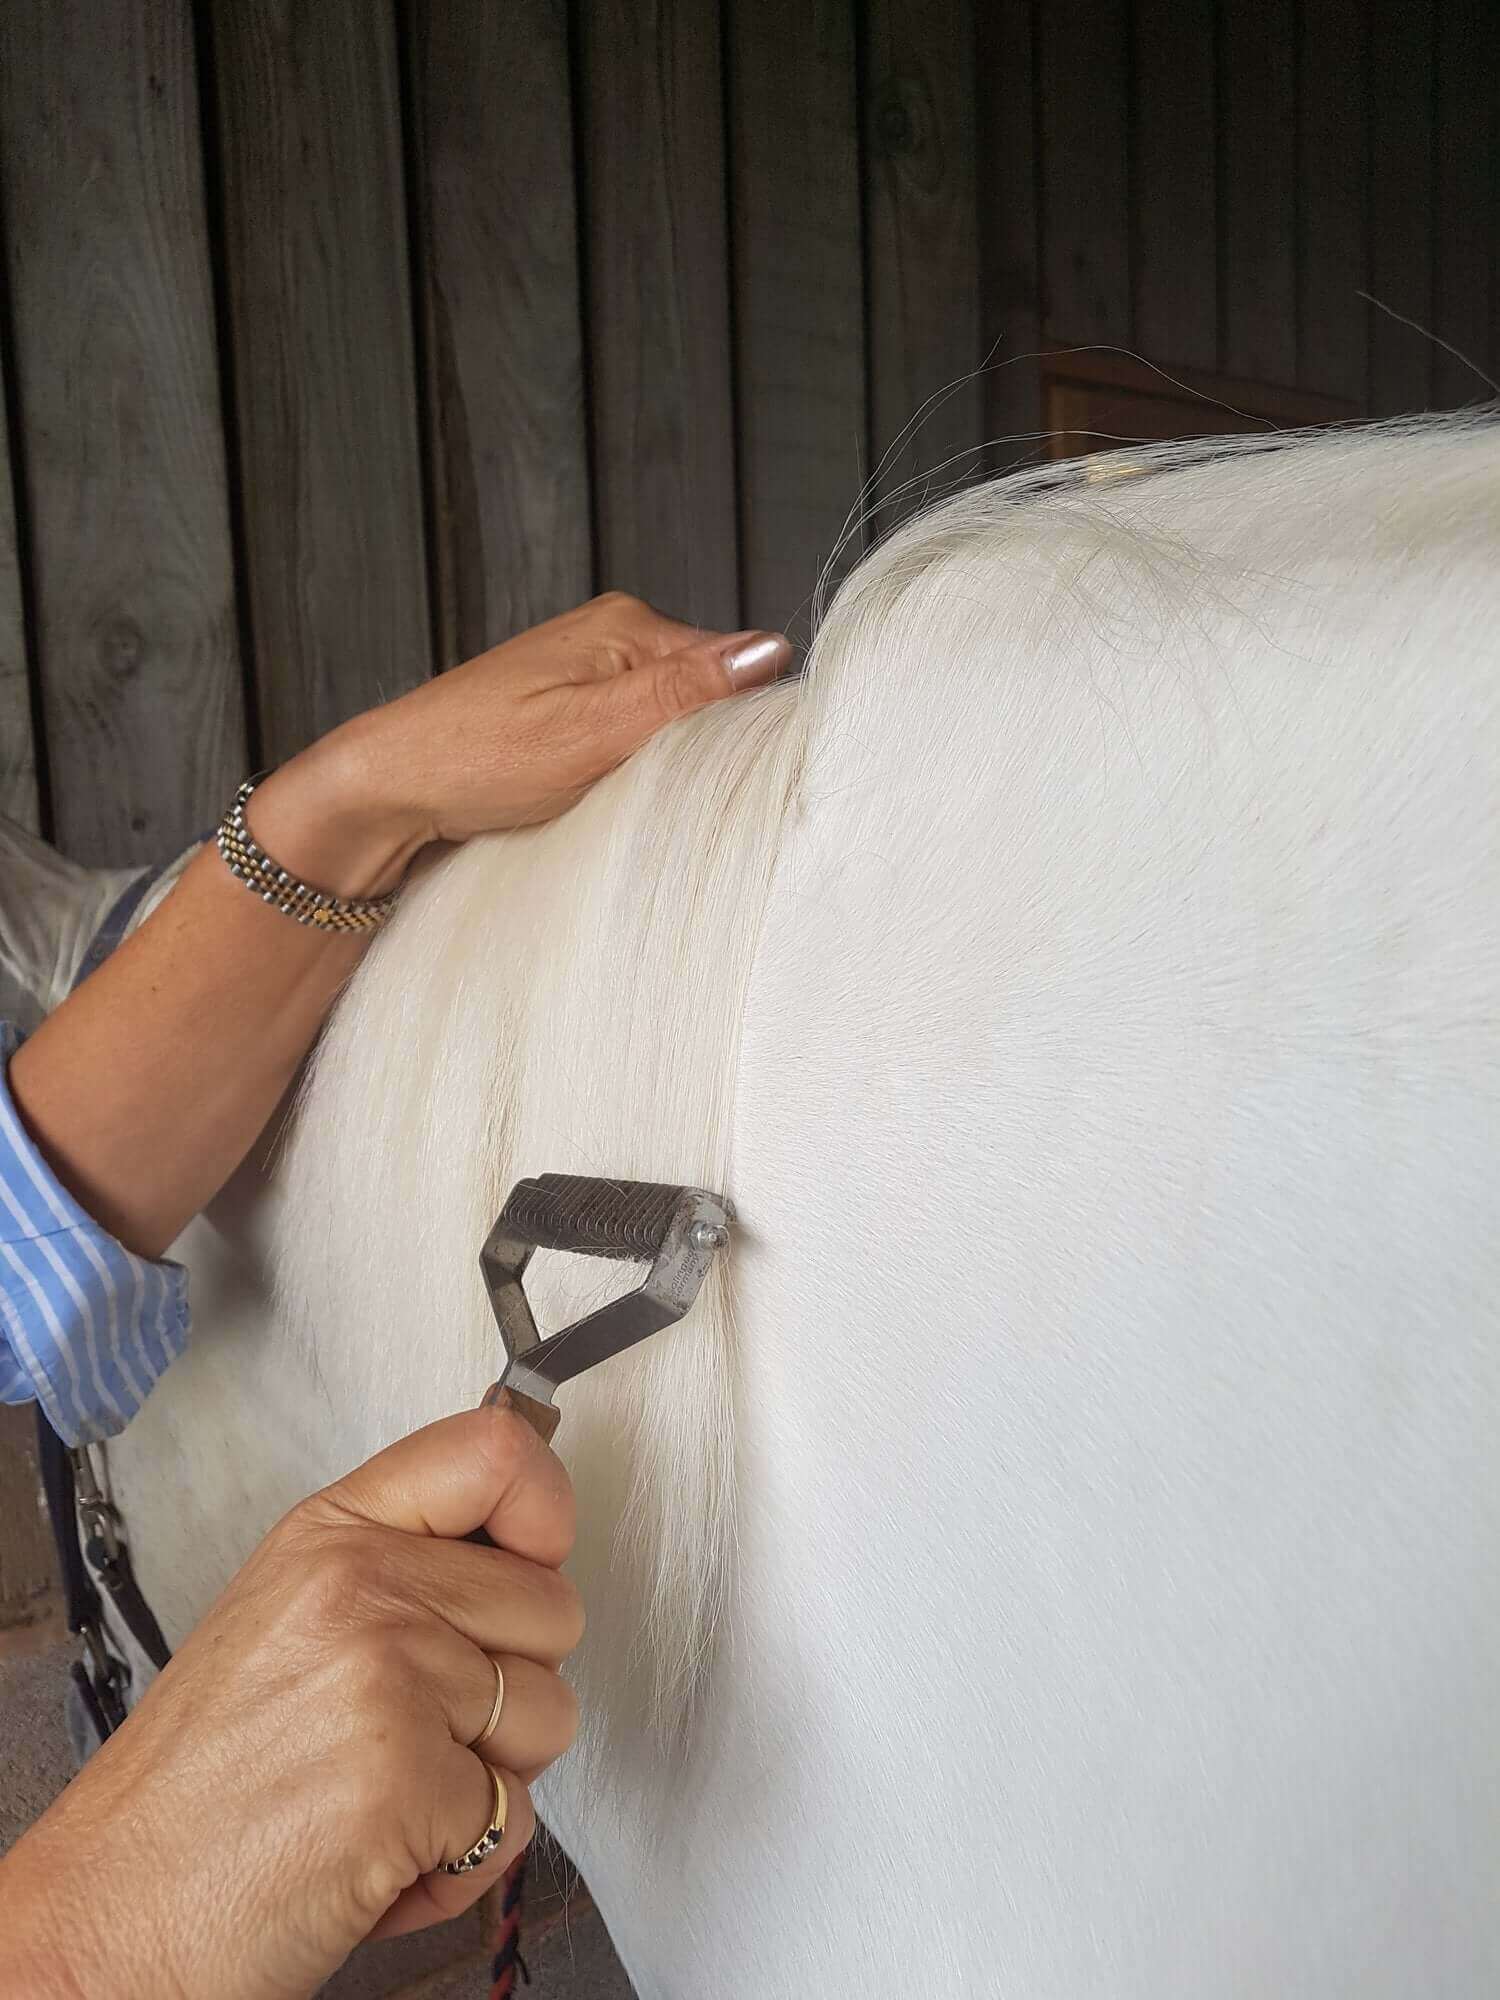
[486,1851,530,1998]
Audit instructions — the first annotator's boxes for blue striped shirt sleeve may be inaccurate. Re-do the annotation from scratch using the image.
[0,1021,189,1446]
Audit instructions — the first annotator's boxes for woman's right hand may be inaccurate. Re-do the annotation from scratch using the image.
[0,1403,583,2000]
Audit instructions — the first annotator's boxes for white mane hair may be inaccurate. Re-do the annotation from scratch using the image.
[110,412,1498,1994]
[274,648,805,1744]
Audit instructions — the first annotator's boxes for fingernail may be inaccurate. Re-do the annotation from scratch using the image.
[721,631,793,690]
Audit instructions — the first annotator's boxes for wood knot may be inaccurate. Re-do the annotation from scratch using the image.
[98,618,145,678]
[872,75,942,192]
[875,82,919,157]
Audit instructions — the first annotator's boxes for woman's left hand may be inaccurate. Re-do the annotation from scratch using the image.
[257,594,793,894]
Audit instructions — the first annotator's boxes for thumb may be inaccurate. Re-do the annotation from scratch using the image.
[313,1402,575,1565]
[591,627,793,757]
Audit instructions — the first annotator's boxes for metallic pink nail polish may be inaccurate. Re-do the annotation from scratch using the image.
[722,632,793,690]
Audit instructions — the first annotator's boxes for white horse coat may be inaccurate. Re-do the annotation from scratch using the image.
[6,421,1497,1997]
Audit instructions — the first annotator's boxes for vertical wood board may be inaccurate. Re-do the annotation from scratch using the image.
[1368,0,1437,415]
[207,0,430,762]
[1038,0,1130,345]
[864,0,983,534]
[728,0,868,638]
[1221,0,1298,385]
[1297,0,1369,404]
[976,0,1043,472]
[0,0,244,864]
[1431,0,1495,407]
[0,1405,55,1629]
[580,0,739,631]
[1132,0,1218,372]
[0,346,38,832]
[405,0,592,664]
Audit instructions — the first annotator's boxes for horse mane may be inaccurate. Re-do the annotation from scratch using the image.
[273,633,806,1743]
[272,411,1498,1768]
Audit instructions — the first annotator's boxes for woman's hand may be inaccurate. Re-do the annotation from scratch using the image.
[0,1404,582,2000]
[254,593,794,896]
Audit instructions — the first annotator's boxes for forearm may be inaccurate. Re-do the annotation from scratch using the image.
[7,727,427,1259]
[0,1728,196,2000]
[0,1842,131,2000]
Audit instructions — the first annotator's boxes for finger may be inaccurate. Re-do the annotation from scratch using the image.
[383,1621,580,1774]
[350,1529,586,1666]
[575,591,713,663]
[368,1748,534,1942]
[581,627,793,762]
[568,589,763,669]
[469,1654,579,1778]
[511,594,716,692]
[313,1403,576,1565]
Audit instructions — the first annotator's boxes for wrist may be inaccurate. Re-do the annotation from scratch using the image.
[0,1820,186,2000]
[245,725,433,902]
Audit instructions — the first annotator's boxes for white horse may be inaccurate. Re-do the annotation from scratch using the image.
[5,419,1497,1997]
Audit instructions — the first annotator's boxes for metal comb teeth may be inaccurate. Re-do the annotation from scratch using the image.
[501,1174,688,1262]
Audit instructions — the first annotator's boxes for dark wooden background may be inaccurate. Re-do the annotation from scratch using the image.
[0,0,1495,870]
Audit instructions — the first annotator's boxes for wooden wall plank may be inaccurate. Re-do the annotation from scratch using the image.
[1296,0,1369,405]
[1132,0,1217,373]
[404,0,591,666]
[1368,0,1437,415]
[581,0,738,632]
[728,0,866,639]
[1431,0,1495,408]
[863,0,982,534]
[206,0,430,764]
[1038,0,1130,346]
[976,0,1043,473]
[0,1403,55,1631]
[0,349,38,833]
[1221,0,1298,385]
[0,0,244,866]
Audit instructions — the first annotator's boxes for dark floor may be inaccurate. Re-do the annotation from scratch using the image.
[1,1633,635,2000]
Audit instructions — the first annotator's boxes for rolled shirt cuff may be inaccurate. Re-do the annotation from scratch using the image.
[0,1022,189,1445]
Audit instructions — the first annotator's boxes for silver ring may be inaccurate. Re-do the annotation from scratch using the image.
[441,1766,508,1875]
[469,1658,506,1749]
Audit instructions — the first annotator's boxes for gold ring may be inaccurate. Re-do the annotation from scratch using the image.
[469,1658,505,1749]
[441,1766,508,1876]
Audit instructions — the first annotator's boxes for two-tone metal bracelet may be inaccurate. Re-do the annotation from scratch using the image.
[215,776,398,933]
